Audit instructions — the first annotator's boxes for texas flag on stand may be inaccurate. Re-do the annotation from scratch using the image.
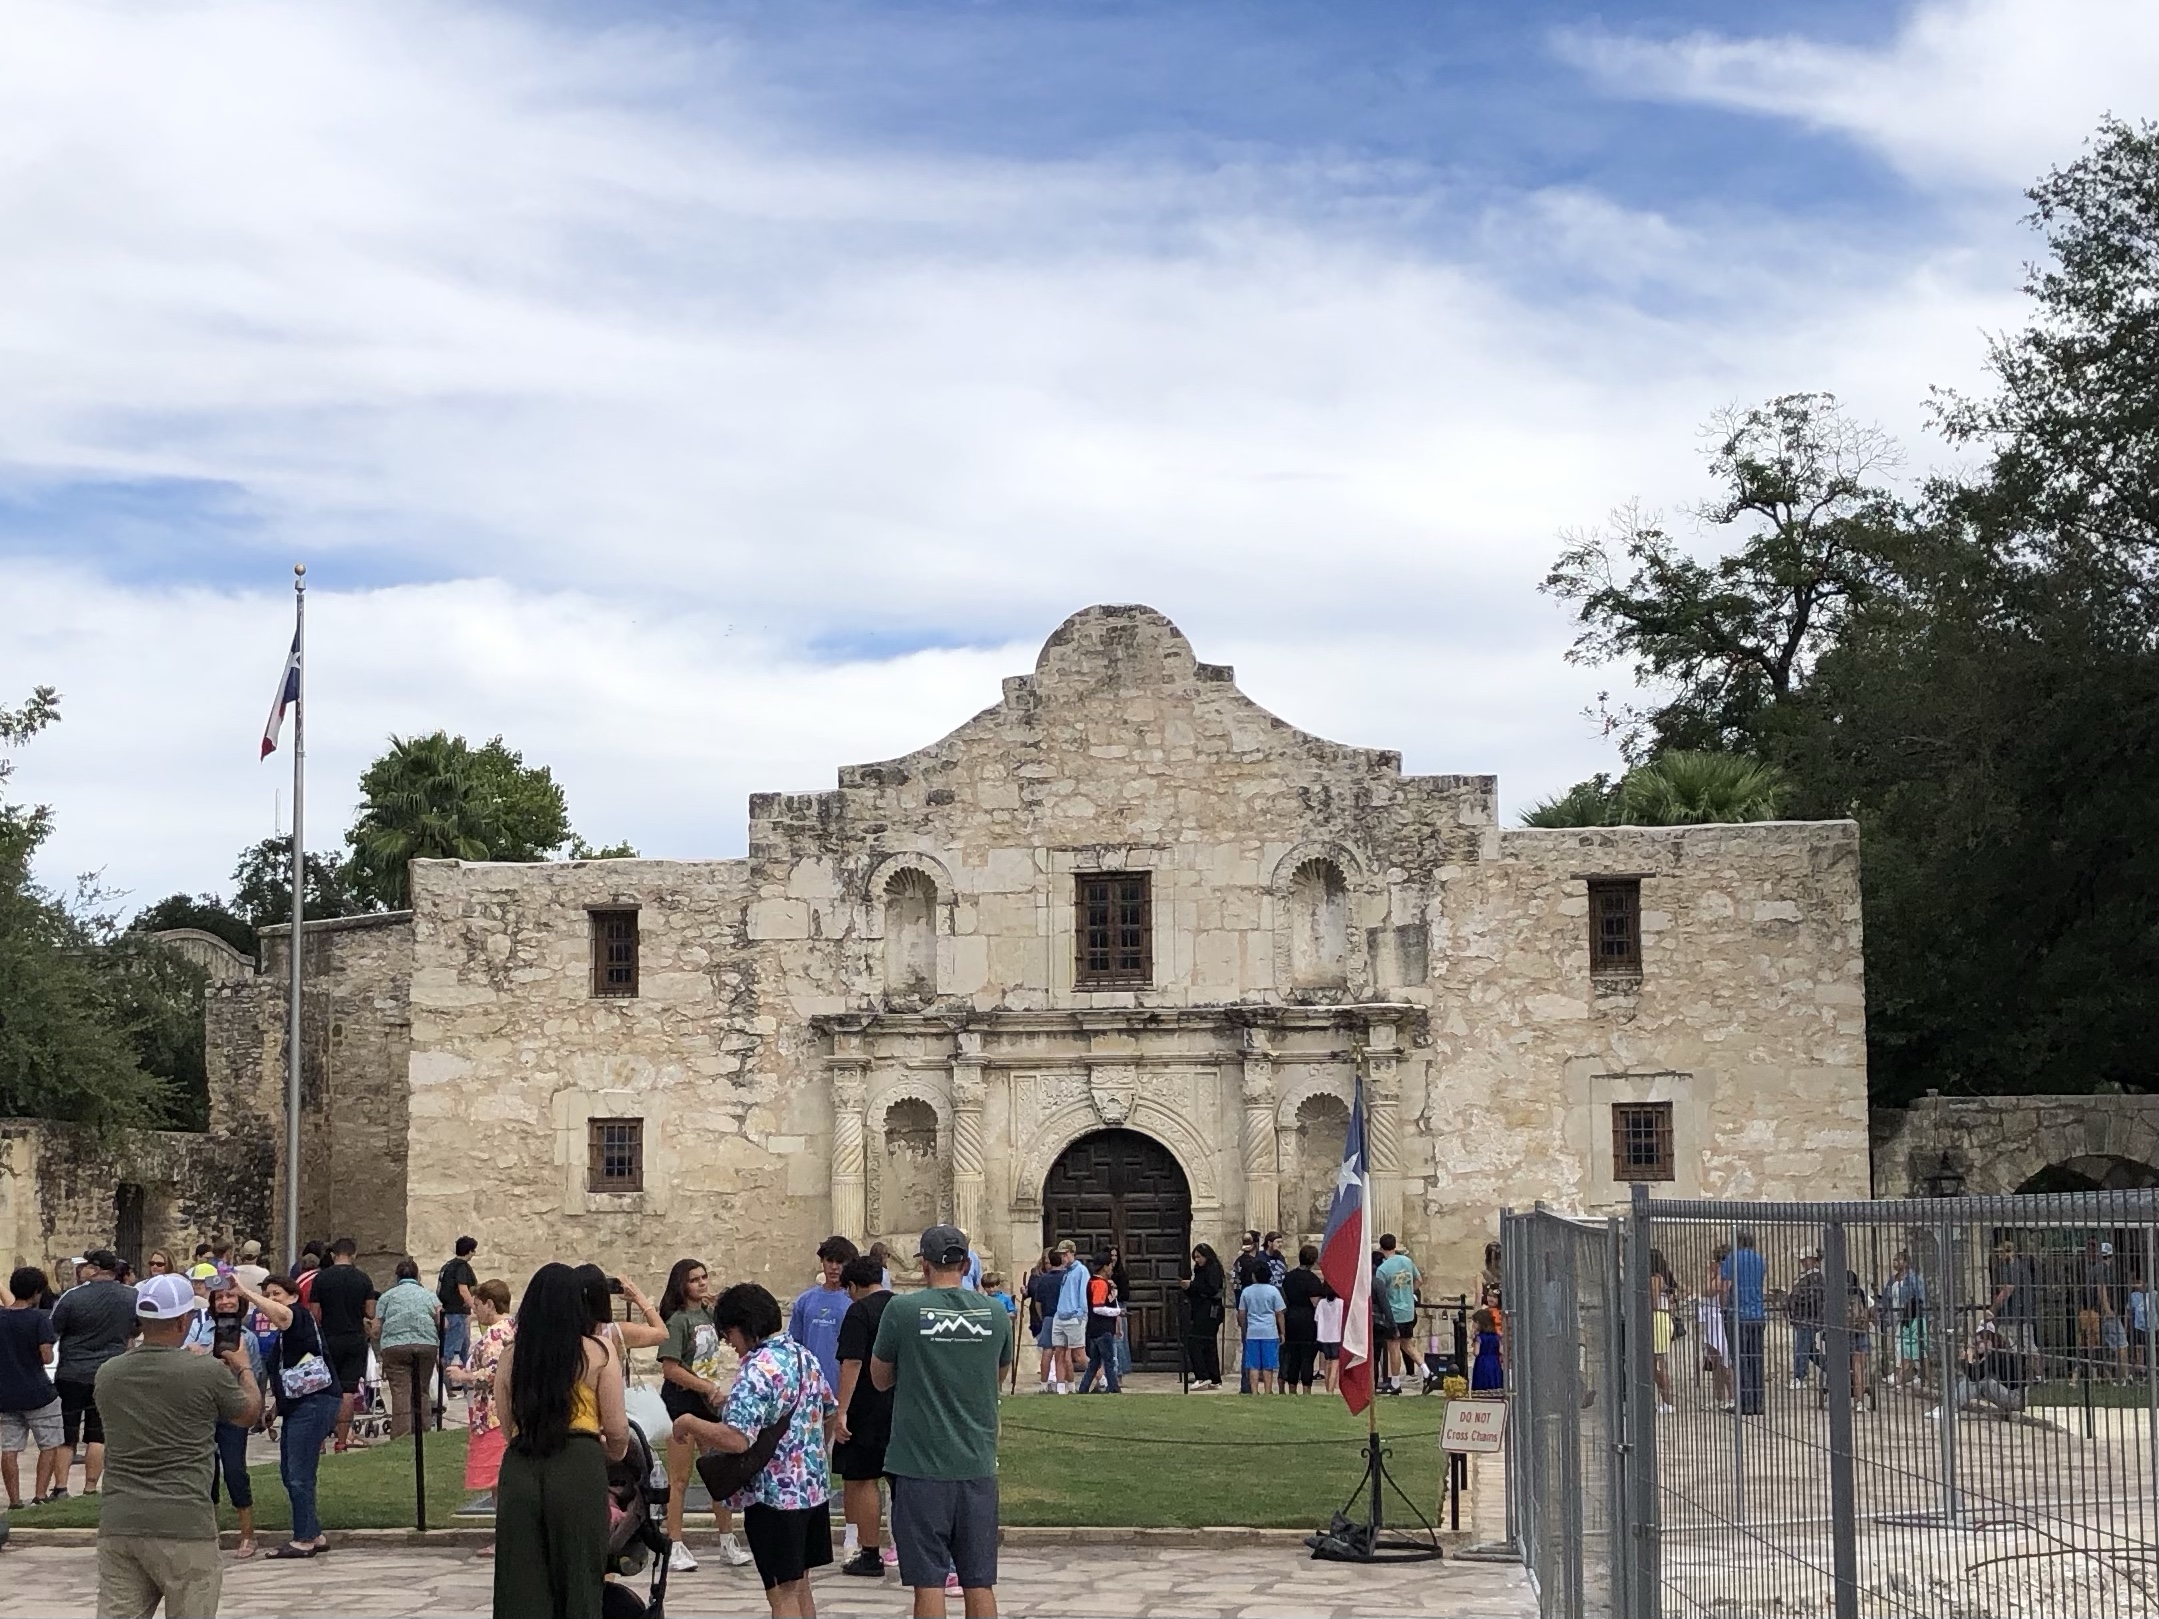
[260,632,300,758]
[1318,1078,1373,1414]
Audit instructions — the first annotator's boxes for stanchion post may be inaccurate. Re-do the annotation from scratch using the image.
[412,1359,428,1534]
[1821,1221,1859,1619]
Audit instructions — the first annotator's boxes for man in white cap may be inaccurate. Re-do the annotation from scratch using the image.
[232,1241,269,1292]
[93,1272,261,1618]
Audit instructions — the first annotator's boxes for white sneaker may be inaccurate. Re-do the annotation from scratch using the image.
[668,1542,698,1573]
[717,1532,754,1567]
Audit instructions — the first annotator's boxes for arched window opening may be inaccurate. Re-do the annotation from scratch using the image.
[1288,859,1349,988]
[883,869,938,1000]
[880,1098,943,1233]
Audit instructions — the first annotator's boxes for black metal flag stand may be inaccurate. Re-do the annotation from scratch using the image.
[1306,1401,1445,1564]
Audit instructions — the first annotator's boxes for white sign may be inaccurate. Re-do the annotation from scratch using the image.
[1440,1397,1509,1454]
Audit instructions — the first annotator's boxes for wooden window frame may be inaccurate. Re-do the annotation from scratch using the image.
[1587,878,1642,979]
[1611,1101,1675,1183]
[590,907,640,998]
[1074,871,1153,988]
[586,1117,644,1193]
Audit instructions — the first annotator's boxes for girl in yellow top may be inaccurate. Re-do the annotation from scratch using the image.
[492,1264,629,1619]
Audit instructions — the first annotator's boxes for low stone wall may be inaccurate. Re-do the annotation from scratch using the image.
[1871,1092,2159,1196]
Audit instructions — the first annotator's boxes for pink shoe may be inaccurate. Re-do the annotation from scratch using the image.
[881,1546,898,1567]
[945,1573,963,1595]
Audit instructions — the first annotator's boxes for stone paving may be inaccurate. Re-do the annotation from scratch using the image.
[0,1542,1535,1616]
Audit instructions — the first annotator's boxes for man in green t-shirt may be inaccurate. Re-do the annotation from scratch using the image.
[94,1271,261,1618]
[872,1224,1011,1617]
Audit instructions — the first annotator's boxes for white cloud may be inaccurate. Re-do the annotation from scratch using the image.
[0,0,2110,902]
[1558,0,2157,188]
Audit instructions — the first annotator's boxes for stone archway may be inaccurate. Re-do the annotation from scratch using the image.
[2014,1154,2159,1194]
[1040,1129,1192,1370]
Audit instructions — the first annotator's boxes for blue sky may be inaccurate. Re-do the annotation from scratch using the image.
[0,0,2150,906]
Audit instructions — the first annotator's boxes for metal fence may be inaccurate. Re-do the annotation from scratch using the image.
[1503,1187,2159,1619]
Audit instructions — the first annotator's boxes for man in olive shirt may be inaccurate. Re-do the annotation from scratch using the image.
[95,1272,262,1618]
[872,1224,1011,1619]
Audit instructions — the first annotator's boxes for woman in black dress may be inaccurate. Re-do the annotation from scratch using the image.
[1183,1244,1226,1388]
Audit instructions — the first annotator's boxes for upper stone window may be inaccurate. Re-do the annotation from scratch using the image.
[590,908,640,997]
[883,869,938,1000]
[1287,858,1350,988]
[1587,879,1641,981]
[1075,872,1152,988]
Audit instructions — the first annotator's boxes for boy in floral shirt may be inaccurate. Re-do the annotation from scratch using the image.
[672,1283,837,1616]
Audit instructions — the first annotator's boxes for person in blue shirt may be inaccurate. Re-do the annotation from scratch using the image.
[1237,1276,1287,1394]
[1051,1243,1090,1394]
[1720,1231,1768,1414]
[787,1235,859,1398]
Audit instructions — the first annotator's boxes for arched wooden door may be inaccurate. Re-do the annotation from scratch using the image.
[1041,1130,1192,1370]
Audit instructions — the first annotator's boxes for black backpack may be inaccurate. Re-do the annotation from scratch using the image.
[437,1261,468,1313]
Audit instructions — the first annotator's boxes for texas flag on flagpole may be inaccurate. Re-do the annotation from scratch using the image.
[260,631,300,758]
[1318,1076,1374,1415]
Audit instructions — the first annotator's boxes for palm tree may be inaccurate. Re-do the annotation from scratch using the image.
[1519,774,1619,828]
[344,733,509,908]
[1616,751,1787,825]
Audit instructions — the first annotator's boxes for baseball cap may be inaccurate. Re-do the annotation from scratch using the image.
[2100,1241,2114,1257]
[187,1262,220,1283]
[84,1249,120,1274]
[136,1273,198,1320]
[918,1225,971,1266]
[239,1240,262,1259]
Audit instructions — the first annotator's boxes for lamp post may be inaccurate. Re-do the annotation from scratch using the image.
[1920,1152,1965,1199]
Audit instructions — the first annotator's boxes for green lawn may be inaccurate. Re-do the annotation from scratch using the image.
[7,1433,471,1535]
[7,1395,1454,1532]
[995,1392,1451,1529]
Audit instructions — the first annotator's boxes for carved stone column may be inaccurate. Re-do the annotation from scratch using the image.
[1240,1027,1280,1236]
[1363,1020,1404,1238]
[828,1035,870,1246]
[950,1028,988,1261]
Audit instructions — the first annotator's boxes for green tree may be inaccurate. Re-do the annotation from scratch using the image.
[1543,394,1903,758]
[0,691,171,1130]
[1519,755,1785,827]
[229,837,366,935]
[344,732,629,908]
[1616,751,1787,825]
[1519,773,1620,828]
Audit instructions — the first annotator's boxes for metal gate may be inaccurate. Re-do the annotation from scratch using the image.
[1504,1187,2158,1618]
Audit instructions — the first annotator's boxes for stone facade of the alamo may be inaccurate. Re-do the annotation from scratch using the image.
[109,604,1870,1365]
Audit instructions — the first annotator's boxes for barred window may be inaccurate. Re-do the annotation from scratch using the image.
[591,908,639,997]
[1075,872,1152,987]
[1612,1102,1674,1182]
[587,1118,643,1192]
[1587,879,1642,978]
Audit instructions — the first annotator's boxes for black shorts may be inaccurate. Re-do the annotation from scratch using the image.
[741,1502,833,1590]
[831,1428,890,1482]
[57,1379,102,1447]
[658,1381,714,1423]
[891,1473,998,1591]
[324,1334,369,1395]
[1370,1315,1397,1342]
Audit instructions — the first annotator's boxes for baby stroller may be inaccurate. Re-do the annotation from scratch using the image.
[601,1419,673,1619]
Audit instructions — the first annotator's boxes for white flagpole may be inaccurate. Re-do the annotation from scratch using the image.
[283,563,307,1268]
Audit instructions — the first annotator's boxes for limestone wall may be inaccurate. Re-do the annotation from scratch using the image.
[402,859,811,1294]
[232,913,414,1275]
[1414,821,1871,1280]
[0,1120,267,1283]
[400,606,1872,1310]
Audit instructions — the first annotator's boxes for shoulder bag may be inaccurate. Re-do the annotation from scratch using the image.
[280,1311,334,1400]
[694,1343,803,1502]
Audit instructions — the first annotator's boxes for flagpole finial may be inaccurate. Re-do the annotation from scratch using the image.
[294,562,306,590]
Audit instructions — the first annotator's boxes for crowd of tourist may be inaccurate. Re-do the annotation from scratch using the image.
[1644,1230,2151,1425]
[0,1226,1015,1619]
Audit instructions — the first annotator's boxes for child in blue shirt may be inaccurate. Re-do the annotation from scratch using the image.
[1238,1278,1286,1394]
[984,1272,1020,1393]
